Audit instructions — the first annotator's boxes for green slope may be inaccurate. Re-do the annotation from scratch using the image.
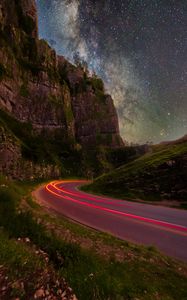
[82,137,187,205]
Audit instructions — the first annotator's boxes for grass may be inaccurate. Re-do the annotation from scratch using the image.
[103,141,187,177]
[82,141,187,204]
[0,231,46,299]
[0,176,186,299]
[0,231,44,280]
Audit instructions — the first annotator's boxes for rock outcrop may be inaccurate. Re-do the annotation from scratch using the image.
[0,0,124,179]
[0,124,61,179]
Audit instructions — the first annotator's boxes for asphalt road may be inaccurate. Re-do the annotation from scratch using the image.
[35,180,187,262]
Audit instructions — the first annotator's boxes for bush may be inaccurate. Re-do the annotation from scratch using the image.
[20,83,29,97]
[21,36,38,61]
[0,63,6,81]
[59,63,68,84]
[107,147,138,168]
[91,76,104,92]
[18,58,43,76]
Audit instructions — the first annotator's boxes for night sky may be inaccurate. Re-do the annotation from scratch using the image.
[36,0,187,144]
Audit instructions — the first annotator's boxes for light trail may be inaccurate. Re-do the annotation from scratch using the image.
[46,181,187,234]
[51,181,130,207]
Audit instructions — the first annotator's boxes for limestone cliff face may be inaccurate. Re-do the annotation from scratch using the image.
[0,0,123,178]
[0,125,60,179]
[0,0,38,37]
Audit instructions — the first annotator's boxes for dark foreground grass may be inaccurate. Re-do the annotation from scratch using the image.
[0,176,187,299]
[0,231,45,299]
[0,230,44,280]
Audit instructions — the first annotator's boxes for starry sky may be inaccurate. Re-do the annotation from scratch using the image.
[36,0,187,144]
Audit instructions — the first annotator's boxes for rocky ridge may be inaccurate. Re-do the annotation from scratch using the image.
[0,0,123,179]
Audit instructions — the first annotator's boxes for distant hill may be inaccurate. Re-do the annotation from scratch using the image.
[82,136,187,206]
[159,134,187,146]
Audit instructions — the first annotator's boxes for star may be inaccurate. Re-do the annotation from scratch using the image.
[36,0,187,143]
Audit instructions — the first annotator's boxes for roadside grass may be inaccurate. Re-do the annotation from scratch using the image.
[0,176,187,299]
[81,141,187,205]
[0,230,44,281]
[30,190,187,300]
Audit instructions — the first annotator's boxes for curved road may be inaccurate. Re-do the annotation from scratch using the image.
[35,180,187,262]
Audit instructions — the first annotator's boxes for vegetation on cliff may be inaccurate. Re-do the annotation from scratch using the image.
[0,0,123,179]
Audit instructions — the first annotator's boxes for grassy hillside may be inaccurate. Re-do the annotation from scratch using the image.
[0,176,187,299]
[82,137,187,206]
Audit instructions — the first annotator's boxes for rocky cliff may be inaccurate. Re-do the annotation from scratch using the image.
[0,0,123,179]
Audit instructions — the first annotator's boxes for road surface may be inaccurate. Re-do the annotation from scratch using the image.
[34,180,187,262]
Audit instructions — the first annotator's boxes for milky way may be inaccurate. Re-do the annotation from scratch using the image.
[36,0,187,144]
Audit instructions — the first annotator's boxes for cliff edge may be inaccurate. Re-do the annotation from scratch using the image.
[0,0,124,179]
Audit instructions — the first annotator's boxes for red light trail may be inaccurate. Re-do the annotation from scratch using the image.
[46,181,187,234]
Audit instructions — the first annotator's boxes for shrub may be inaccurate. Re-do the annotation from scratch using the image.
[59,63,68,84]
[107,147,138,167]
[0,63,6,81]
[20,83,29,97]
[21,36,38,61]
[91,76,104,92]
[95,89,106,103]
[18,58,43,76]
